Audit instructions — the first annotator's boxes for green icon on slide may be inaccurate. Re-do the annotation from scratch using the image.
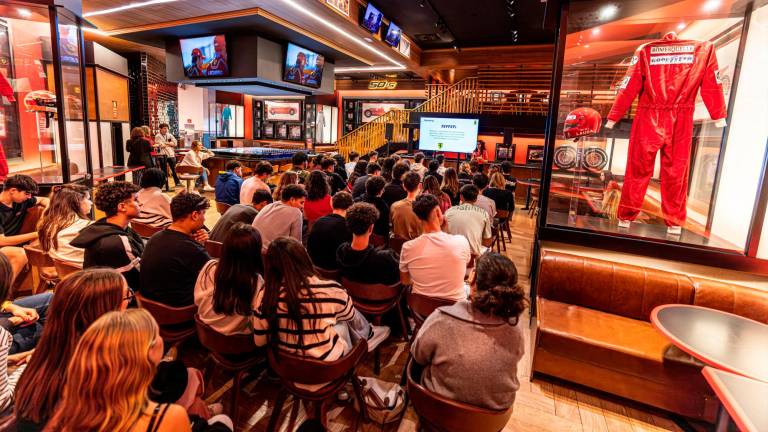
[437,143,443,149]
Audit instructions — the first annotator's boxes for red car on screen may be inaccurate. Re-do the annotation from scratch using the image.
[269,106,297,116]
[363,107,387,118]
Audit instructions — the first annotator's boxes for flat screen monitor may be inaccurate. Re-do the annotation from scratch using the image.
[180,35,230,78]
[418,116,480,153]
[283,43,325,89]
[384,22,402,47]
[361,3,384,34]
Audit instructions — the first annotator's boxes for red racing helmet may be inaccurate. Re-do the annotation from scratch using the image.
[23,90,57,113]
[563,107,602,140]
[191,48,205,60]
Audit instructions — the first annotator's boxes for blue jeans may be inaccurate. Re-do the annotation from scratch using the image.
[334,308,372,354]
[0,292,53,354]
[196,168,209,187]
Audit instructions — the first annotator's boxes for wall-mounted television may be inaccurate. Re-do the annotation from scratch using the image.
[180,34,230,78]
[384,22,402,47]
[361,3,384,34]
[418,116,480,153]
[283,43,325,89]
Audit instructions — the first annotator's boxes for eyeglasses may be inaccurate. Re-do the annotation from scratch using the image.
[123,287,135,302]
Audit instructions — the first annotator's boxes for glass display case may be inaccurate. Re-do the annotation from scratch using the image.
[539,0,768,268]
[208,102,244,138]
[305,103,338,147]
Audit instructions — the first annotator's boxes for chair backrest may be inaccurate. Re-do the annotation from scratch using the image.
[315,266,340,282]
[131,221,163,238]
[407,361,513,432]
[176,165,203,175]
[194,314,258,355]
[18,205,44,235]
[22,245,54,268]
[267,339,367,385]
[136,293,196,326]
[215,202,231,215]
[205,240,223,258]
[389,234,407,256]
[341,278,402,303]
[496,209,510,221]
[407,291,456,328]
[52,258,81,279]
[690,277,768,325]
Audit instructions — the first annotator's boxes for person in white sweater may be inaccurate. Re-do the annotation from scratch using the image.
[178,140,215,192]
[37,185,93,265]
[134,168,173,228]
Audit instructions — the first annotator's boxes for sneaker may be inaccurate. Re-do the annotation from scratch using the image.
[617,219,631,229]
[366,325,391,352]
[203,185,215,192]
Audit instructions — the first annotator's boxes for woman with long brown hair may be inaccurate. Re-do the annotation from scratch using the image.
[14,268,128,430]
[45,309,191,432]
[272,171,299,201]
[37,185,92,265]
[126,127,154,185]
[423,175,451,213]
[441,168,461,206]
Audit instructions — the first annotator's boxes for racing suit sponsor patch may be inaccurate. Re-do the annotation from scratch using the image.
[650,45,694,54]
[630,55,638,65]
[715,70,723,84]
[619,76,631,89]
[650,54,694,65]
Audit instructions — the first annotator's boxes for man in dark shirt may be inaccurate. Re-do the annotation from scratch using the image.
[352,162,381,199]
[382,162,409,208]
[337,202,399,285]
[358,176,389,238]
[209,189,272,242]
[321,158,346,195]
[425,160,443,184]
[307,191,353,270]
[0,175,48,277]
[140,192,211,307]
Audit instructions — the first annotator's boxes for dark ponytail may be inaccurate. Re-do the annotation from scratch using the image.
[471,252,528,321]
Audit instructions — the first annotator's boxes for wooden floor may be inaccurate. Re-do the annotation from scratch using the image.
[191,199,689,432]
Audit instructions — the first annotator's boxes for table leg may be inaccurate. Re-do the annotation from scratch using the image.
[715,405,730,432]
[523,185,532,210]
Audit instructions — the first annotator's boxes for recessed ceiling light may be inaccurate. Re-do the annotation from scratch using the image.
[17,8,32,18]
[83,0,178,17]
[335,66,408,73]
[703,0,721,12]
[598,4,618,21]
[677,22,686,30]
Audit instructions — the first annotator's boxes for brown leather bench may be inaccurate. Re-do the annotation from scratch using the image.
[531,250,768,422]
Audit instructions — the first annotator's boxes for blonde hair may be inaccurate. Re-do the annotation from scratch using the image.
[490,172,506,189]
[46,309,160,432]
[191,140,203,151]
[141,125,151,137]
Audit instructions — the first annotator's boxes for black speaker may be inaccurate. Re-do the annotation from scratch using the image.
[385,123,394,141]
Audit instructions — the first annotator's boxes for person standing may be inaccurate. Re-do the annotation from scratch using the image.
[126,127,154,185]
[154,123,181,188]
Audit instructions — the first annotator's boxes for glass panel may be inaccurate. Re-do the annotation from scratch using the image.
[546,0,754,252]
[57,12,87,181]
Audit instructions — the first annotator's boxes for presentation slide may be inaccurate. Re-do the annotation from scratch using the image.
[418,117,479,153]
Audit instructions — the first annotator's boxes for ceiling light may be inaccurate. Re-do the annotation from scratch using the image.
[335,66,408,73]
[83,0,178,17]
[17,8,32,18]
[592,27,600,35]
[677,22,686,30]
[279,0,405,69]
[598,4,618,21]
[83,27,110,36]
[702,0,721,12]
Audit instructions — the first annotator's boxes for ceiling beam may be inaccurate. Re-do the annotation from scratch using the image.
[420,44,555,70]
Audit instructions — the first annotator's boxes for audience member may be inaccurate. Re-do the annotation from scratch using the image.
[153,123,180,187]
[177,140,215,192]
[14,268,129,429]
[307,192,353,270]
[0,175,47,278]
[435,154,446,176]
[332,154,348,181]
[347,160,368,192]
[195,223,267,345]
[380,157,395,182]
[310,154,325,171]
[426,160,443,184]
[337,203,399,285]
[46,310,194,432]
[134,168,172,228]
[458,162,473,182]
[352,162,381,199]
[37,185,91,265]
[252,184,306,251]
[215,161,244,206]
[472,173,497,223]
[321,158,346,195]
[126,127,154,183]
[344,152,360,177]
[358,176,389,238]
[304,171,332,224]
[484,172,515,213]
[400,194,470,301]
[209,190,272,242]
[290,152,310,184]
[0,253,26,413]
[469,160,481,176]
[367,151,379,164]
[500,161,517,193]
[445,185,492,256]
[272,171,299,201]
[382,162,409,207]
[423,176,451,213]
[411,252,525,411]
[390,172,423,240]
[411,153,427,178]
[239,162,273,205]
[141,193,210,307]
[441,168,461,206]
[72,181,144,291]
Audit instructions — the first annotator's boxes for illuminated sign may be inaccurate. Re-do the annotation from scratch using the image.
[368,80,397,90]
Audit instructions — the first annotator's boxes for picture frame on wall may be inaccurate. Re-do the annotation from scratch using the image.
[324,0,349,16]
[276,123,288,139]
[264,100,302,122]
[496,144,516,161]
[263,122,274,138]
[288,124,302,140]
[526,145,545,165]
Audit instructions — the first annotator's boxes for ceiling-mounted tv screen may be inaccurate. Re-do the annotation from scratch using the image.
[180,34,230,78]
[384,22,402,47]
[361,3,384,34]
[283,43,325,89]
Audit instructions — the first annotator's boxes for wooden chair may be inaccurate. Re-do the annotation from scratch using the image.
[215,201,231,215]
[136,293,197,347]
[529,186,540,218]
[314,266,340,282]
[407,360,513,432]
[389,233,408,256]
[22,245,58,294]
[131,221,163,239]
[52,258,81,279]
[204,240,223,258]
[195,315,263,426]
[267,340,368,431]
[494,210,511,252]
[176,165,202,192]
[341,278,407,375]
[400,291,456,385]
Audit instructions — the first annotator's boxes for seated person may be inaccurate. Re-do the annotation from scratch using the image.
[289,151,310,185]
[483,172,515,213]
[411,252,526,411]
[140,192,211,307]
[472,173,496,223]
[411,153,427,178]
[382,162,409,208]
[390,172,424,241]
[252,184,306,251]
[38,184,92,265]
[358,176,389,239]
[426,160,443,184]
[239,161,272,205]
[214,161,244,206]
[337,203,399,285]
[195,223,267,345]
[209,189,272,242]
[72,181,144,292]
[307,192,353,270]
[400,194,470,301]
[500,161,517,193]
[0,175,49,278]
[133,168,172,228]
[352,162,381,200]
[177,140,214,192]
[321,158,346,195]
[0,253,28,413]
[303,171,333,224]
[444,185,492,256]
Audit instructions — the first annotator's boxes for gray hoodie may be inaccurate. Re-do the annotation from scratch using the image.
[410,299,524,411]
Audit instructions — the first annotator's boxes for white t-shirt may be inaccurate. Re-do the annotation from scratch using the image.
[444,204,491,256]
[399,231,470,301]
[345,161,357,177]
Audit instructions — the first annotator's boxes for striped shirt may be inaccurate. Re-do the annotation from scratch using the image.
[0,326,26,412]
[254,276,354,361]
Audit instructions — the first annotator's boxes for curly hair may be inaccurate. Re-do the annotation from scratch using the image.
[94,182,139,217]
[345,202,379,235]
[471,252,527,321]
[412,193,439,221]
[331,191,353,210]
[170,192,209,221]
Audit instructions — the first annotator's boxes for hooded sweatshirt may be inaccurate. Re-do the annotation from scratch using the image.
[215,171,243,206]
[410,300,524,411]
[71,218,144,291]
[336,243,399,285]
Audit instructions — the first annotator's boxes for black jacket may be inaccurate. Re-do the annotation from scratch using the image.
[358,194,390,237]
[71,218,144,291]
[382,180,407,208]
[336,243,400,285]
[126,138,154,167]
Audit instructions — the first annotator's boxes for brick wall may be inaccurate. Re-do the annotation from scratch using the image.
[128,53,178,136]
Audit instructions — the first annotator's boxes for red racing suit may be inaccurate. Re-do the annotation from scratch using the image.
[608,32,726,226]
